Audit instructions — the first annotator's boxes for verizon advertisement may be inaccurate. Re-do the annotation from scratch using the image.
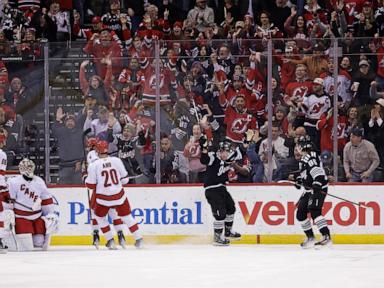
[49,185,382,236]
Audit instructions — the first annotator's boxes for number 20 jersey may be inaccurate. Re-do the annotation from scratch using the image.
[86,156,129,207]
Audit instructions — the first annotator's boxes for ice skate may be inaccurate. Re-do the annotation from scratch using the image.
[92,230,100,249]
[213,232,230,246]
[314,235,332,249]
[0,239,7,254]
[117,231,126,249]
[134,238,143,249]
[225,230,241,240]
[300,237,316,249]
[106,239,117,250]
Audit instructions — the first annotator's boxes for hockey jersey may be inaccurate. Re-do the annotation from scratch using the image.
[224,106,258,143]
[86,156,129,207]
[8,175,54,220]
[141,66,177,105]
[321,70,352,103]
[302,93,331,122]
[200,148,242,189]
[299,151,328,190]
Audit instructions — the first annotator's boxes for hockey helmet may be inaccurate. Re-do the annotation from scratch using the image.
[218,140,232,152]
[297,135,312,151]
[96,140,109,154]
[86,137,98,149]
[19,158,35,178]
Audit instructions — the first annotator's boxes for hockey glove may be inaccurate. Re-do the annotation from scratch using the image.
[294,177,303,190]
[199,135,208,150]
[244,129,254,144]
[42,213,59,234]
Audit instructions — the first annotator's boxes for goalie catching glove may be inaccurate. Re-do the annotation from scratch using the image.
[42,213,59,234]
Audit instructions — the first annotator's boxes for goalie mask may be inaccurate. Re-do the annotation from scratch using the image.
[19,158,35,178]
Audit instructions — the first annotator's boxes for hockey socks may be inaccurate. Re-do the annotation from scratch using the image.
[314,216,330,237]
[299,219,314,238]
[224,214,241,239]
[213,220,229,246]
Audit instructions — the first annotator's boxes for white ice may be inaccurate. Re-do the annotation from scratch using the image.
[1,245,384,288]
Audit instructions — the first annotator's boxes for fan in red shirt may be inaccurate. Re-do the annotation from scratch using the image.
[317,96,348,153]
[223,94,258,144]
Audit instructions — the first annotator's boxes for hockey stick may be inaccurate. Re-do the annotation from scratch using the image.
[10,199,41,211]
[9,223,19,252]
[82,128,99,248]
[278,180,373,209]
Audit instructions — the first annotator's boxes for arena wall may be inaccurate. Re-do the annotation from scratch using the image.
[49,184,384,245]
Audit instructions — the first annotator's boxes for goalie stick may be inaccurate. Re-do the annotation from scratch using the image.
[277,180,373,210]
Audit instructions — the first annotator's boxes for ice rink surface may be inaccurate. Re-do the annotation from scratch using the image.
[1,244,384,288]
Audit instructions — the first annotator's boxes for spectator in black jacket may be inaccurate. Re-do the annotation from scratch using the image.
[53,108,84,184]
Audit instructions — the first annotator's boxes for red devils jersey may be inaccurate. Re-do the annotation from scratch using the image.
[224,106,258,143]
[284,80,313,104]
[317,113,348,152]
[142,66,177,105]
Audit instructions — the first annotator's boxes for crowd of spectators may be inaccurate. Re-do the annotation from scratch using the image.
[0,0,383,184]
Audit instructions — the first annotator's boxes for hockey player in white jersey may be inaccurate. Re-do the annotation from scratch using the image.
[7,159,59,250]
[0,133,8,253]
[84,138,126,249]
[86,140,143,249]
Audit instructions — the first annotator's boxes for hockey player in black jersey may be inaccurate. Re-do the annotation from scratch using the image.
[295,136,332,248]
[199,136,242,246]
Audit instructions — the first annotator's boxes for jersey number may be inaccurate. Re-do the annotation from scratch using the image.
[101,169,119,187]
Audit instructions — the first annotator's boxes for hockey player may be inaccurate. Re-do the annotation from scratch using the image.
[85,140,143,249]
[84,137,126,249]
[0,133,8,253]
[199,136,242,246]
[295,136,332,248]
[7,159,59,250]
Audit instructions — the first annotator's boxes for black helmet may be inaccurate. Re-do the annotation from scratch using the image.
[297,135,312,150]
[218,140,232,152]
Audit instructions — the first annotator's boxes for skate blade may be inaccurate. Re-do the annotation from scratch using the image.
[0,249,7,254]
[119,242,126,249]
[227,236,241,241]
[212,242,230,246]
[314,241,333,250]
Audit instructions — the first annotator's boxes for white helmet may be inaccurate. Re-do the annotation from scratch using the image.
[19,158,35,178]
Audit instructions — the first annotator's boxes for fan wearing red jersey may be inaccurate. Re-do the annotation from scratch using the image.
[223,94,258,143]
[86,141,143,249]
[8,159,59,250]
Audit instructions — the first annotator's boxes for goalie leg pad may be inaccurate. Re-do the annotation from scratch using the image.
[33,234,45,248]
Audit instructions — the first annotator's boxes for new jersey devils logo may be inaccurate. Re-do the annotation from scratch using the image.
[231,118,249,134]
[149,74,164,89]
[292,86,308,99]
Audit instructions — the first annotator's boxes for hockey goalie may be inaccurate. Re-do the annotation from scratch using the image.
[3,159,59,251]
